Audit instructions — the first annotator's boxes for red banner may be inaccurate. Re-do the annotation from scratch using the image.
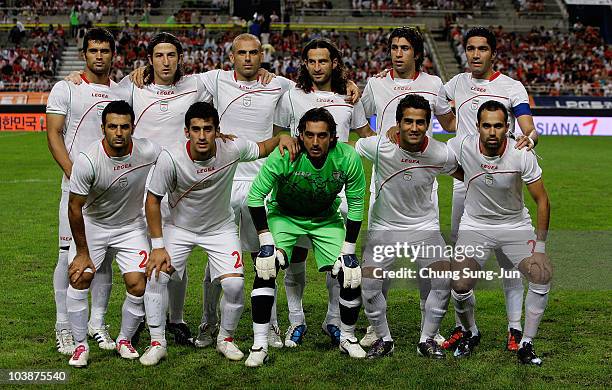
[0,113,46,131]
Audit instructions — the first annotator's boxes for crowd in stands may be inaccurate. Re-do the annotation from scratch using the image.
[350,0,494,14]
[449,24,611,96]
[1,0,162,17]
[0,23,64,91]
[513,0,544,13]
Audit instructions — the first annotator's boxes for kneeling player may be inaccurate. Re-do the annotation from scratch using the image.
[448,100,552,365]
[356,94,463,358]
[66,101,160,367]
[140,102,297,366]
[245,107,366,367]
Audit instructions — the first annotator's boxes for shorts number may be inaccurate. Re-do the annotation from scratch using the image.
[138,250,148,268]
[527,240,536,255]
[232,251,243,269]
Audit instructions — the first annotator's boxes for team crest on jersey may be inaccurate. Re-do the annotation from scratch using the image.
[471,99,480,111]
[97,104,105,116]
[118,177,128,189]
[403,171,413,181]
[160,100,169,112]
[242,95,252,107]
[484,174,494,186]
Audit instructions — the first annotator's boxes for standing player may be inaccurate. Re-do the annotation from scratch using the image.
[139,102,297,366]
[438,26,539,352]
[357,95,463,358]
[65,101,160,367]
[245,107,366,367]
[47,27,119,355]
[359,26,455,348]
[274,38,374,348]
[447,101,551,365]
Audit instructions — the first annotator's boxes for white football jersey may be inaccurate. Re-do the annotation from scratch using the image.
[440,71,531,138]
[70,137,161,227]
[148,137,260,233]
[356,135,457,230]
[46,77,120,188]
[448,135,542,227]
[361,70,452,136]
[197,70,293,180]
[116,74,212,148]
[274,86,369,141]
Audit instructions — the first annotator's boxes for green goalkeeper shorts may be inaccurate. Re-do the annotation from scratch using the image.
[267,209,345,271]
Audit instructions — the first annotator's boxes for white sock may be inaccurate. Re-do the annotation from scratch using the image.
[89,254,113,329]
[252,322,269,350]
[270,285,279,327]
[419,299,426,330]
[219,277,244,338]
[420,283,450,343]
[168,270,187,324]
[144,272,170,347]
[201,264,221,325]
[452,289,477,334]
[362,278,391,341]
[521,283,550,346]
[53,249,69,328]
[66,286,89,344]
[502,274,524,331]
[340,322,357,342]
[284,261,306,326]
[118,292,145,341]
[324,272,341,327]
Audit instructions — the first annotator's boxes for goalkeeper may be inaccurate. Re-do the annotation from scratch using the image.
[244,107,366,367]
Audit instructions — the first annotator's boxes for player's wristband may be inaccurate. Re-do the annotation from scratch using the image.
[341,241,356,255]
[534,241,546,253]
[151,237,165,249]
[258,231,274,246]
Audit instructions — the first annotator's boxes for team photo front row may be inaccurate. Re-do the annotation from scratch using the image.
[60,95,552,369]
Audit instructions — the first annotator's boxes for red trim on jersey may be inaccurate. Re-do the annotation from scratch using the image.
[134,90,198,127]
[465,170,521,192]
[376,164,444,199]
[84,161,156,209]
[67,100,114,155]
[218,88,282,120]
[81,74,90,84]
[420,135,429,152]
[168,157,240,208]
[413,71,420,81]
[186,140,193,161]
[233,71,237,82]
[390,69,394,80]
[489,71,501,82]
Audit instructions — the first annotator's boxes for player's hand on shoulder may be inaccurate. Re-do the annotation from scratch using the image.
[257,68,276,85]
[217,132,237,143]
[385,125,400,145]
[68,252,96,283]
[65,70,84,85]
[146,248,171,280]
[255,232,286,280]
[278,134,300,162]
[129,66,147,88]
[332,242,361,289]
[515,133,538,151]
[345,80,361,104]
[375,68,391,78]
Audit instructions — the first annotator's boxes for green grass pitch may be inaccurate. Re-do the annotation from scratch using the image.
[0,132,610,388]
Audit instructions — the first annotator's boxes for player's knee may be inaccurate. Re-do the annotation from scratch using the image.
[451,288,474,303]
[70,272,94,290]
[125,276,146,297]
[220,276,244,302]
[528,281,550,296]
[520,255,553,285]
[253,274,276,290]
[451,278,474,295]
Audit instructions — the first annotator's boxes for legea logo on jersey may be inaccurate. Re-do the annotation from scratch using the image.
[157,90,175,96]
[481,163,498,170]
[401,158,419,164]
[393,86,412,91]
[114,163,132,171]
[242,95,252,107]
[316,98,335,103]
[196,167,215,174]
[471,86,486,93]
[485,174,494,186]
[160,100,169,112]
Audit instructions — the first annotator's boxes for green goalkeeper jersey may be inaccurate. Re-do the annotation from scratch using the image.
[248,142,366,221]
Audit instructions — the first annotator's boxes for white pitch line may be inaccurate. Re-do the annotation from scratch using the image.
[0,178,55,184]
[0,132,39,139]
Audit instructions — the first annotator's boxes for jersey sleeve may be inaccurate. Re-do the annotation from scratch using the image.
[354,135,379,162]
[276,76,295,93]
[195,69,220,100]
[434,81,453,116]
[234,138,261,162]
[69,152,95,196]
[343,148,366,221]
[114,76,134,104]
[247,148,287,208]
[441,144,459,175]
[446,135,467,165]
[360,79,377,118]
[195,74,213,103]
[274,91,292,129]
[510,81,532,118]
[148,150,176,197]
[46,81,71,115]
[521,150,542,184]
[350,100,369,129]
[440,74,459,102]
